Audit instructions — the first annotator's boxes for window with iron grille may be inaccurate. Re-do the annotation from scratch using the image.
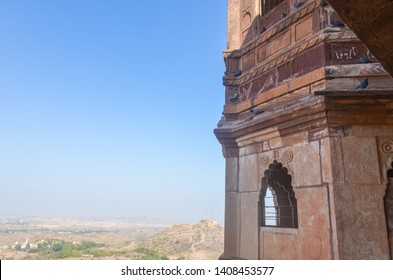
[261,0,285,16]
[259,160,298,228]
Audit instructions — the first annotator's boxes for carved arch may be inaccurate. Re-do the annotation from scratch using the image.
[259,160,298,228]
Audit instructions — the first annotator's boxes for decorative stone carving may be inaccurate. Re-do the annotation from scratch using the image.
[377,138,393,185]
[260,154,270,167]
[381,141,393,156]
[282,150,294,163]
[224,32,326,86]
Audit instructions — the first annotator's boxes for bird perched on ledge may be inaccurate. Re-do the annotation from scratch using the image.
[331,19,345,27]
[359,55,372,64]
[250,108,264,116]
[280,13,287,19]
[229,92,239,103]
[234,70,242,77]
[320,0,327,6]
[356,78,369,89]
[294,1,305,8]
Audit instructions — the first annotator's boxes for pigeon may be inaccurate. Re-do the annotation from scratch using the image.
[294,2,305,8]
[250,108,264,116]
[359,55,371,64]
[356,78,369,89]
[280,13,287,19]
[229,92,239,103]
[234,70,242,77]
[331,19,345,27]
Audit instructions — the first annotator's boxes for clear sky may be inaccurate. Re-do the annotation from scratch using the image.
[0,0,227,224]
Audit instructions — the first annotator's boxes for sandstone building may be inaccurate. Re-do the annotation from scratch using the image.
[215,0,393,259]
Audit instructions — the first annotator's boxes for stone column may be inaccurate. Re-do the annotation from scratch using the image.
[223,157,240,259]
[332,137,390,259]
[385,177,393,259]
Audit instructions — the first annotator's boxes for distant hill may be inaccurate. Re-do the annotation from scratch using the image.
[135,220,224,260]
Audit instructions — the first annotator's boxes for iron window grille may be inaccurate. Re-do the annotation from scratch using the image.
[259,160,298,228]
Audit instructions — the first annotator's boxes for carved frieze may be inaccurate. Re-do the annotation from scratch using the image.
[224,32,326,87]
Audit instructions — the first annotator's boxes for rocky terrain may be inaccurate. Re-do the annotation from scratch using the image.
[0,216,223,260]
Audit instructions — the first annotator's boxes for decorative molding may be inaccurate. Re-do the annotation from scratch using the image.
[360,65,387,76]
[282,150,294,163]
[224,32,327,86]
[381,141,393,156]
[223,147,239,158]
[376,137,393,185]
[260,154,270,167]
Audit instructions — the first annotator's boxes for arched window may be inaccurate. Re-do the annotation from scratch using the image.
[261,0,285,16]
[259,160,298,228]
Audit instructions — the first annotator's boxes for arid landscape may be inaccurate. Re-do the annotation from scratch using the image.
[0,216,223,260]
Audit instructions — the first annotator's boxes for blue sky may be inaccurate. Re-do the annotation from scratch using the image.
[0,0,227,223]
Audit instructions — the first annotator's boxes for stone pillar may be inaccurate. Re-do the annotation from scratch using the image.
[222,157,240,259]
[332,137,391,259]
[385,177,393,259]
[238,153,259,259]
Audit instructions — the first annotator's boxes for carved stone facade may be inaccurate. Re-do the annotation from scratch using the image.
[215,0,393,259]
[327,0,393,78]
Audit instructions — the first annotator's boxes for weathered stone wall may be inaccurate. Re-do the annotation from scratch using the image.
[328,128,393,259]
[327,0,393,77]
[221,122,393,259]
[233,126,333,259]
[217,0,393,260]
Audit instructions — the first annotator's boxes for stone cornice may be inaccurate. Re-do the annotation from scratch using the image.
[215,95,327,149]
[215,91,393,154]
[315,89,393,97]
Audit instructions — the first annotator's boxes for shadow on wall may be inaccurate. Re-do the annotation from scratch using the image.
[386,162,393,259]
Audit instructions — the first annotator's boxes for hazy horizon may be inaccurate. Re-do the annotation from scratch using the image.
[0,1,227,224]
[0,214,220,225]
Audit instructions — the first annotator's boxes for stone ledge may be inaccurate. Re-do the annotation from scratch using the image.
[315,89,393,97]
[215,90,393,153]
